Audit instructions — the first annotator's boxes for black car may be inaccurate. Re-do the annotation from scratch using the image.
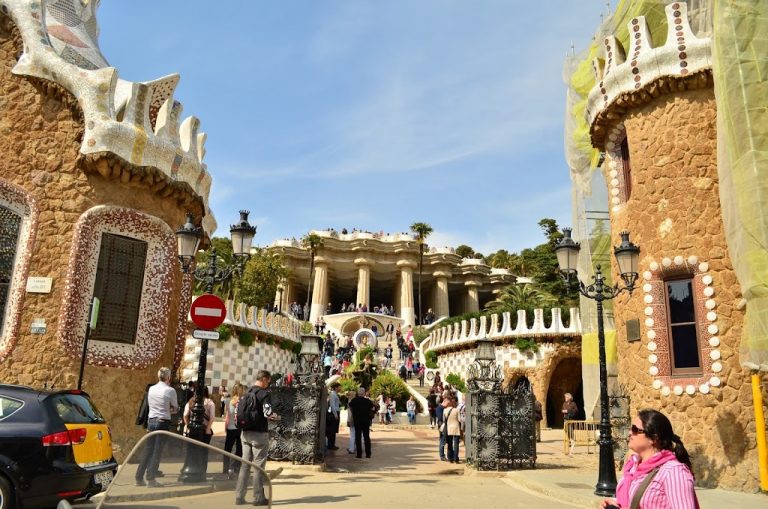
[0,384,117,509]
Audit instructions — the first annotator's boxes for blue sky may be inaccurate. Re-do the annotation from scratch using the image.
[98,1,608,255]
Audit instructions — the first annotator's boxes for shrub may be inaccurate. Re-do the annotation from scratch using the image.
[445,373,467,393]
[217,324,232,341]
[237,329,255,347]
[338,377,361,408]
[514,337,539,354]
[426,350,438,369]
[369,371,419,411]
[300,321,313,334]
[413,326,430,345]
[356,346,375,365]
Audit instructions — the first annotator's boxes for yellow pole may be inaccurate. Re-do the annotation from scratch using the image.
[752,373,768,491]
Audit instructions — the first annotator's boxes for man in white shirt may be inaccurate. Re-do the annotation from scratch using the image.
[136,367,178,487]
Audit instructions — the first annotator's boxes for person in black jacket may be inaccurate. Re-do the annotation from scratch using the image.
[348,388,376,459]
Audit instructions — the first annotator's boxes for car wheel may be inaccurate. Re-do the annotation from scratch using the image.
[0,475,14,509]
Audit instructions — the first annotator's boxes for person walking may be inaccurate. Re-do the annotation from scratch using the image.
[223,383,245,477]
[534,397,543,443]
[562,392,579,421]
[384,344,393,368]
[135,367,178,487]
[235,370,278,506]
[443,396,461,463]
[600,409,699,509]
[326,383,341,450]
[348,388,377,459]
[345,390,357,454]
[377,394,388,425]
[427,388,438,428]
[418,365,426,388]
[406,396,417,425]
[435,401,446,461]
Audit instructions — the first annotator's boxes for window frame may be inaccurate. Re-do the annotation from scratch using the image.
[620,137,632,201]
[663,275,703,376]
[0,205,22,337]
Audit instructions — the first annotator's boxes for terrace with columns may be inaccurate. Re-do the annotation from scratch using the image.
[269,229,515,329]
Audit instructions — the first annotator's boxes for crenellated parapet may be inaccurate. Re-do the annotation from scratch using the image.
[586,2,712,149]
[421,307,581,358]
[0,0,215,233]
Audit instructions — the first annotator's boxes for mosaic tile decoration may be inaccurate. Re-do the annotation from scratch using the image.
[0,0,216,234]
[436,343,558,380]
[586,2,712,131]
[57,206,177,369]
[181,336,295,389]
[0,180,38,362]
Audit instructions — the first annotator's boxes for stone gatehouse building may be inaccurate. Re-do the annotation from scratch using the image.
[0,0,215,456]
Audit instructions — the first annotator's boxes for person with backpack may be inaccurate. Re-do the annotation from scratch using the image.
[235,370,278,506]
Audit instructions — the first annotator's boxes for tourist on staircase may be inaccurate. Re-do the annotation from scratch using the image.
[417,364,426,387]
[406,396,417,425]
[383,344,393,368]
[406,356,413,380]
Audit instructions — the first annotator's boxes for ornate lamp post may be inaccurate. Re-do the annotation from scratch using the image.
[554,228,640,496]
[175,210,256,483]
[296,334,323,384]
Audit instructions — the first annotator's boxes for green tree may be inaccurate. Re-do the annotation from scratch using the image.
[410,222,433,325]
[301,233,324,317]
[237,247,289,308]
[455,244,475,258]
[484,283,557,313]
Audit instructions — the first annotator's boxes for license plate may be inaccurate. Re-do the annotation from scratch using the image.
[94,470,113,488]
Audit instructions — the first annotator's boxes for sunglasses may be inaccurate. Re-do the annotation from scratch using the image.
[630,424,646,435]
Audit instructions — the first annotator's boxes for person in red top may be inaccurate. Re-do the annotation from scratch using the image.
[600,409,699,509]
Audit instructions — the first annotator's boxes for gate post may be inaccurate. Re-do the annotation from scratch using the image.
[466,339,502,470]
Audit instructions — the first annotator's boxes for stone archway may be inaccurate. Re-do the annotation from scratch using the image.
[545,357,584,429]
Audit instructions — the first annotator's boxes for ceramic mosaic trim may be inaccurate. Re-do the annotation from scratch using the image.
[641,255,720,395]
[58,206,177,369]
[0,0,215,234]
[0,180,38,362]
[586,2,712,129]
[436,343,559,380]
[422,307,581,357]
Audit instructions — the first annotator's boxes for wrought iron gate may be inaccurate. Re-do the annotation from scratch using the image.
[465,346,537,471]
[267,382,327,465]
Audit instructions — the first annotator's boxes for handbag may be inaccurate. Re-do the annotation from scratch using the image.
[439,408,452,434]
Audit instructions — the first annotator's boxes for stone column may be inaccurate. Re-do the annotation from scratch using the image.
[432,269,451,318]
[355,258,371,308]
[309,262,329,323]
[464,279,481,314]
[398,260,416,326]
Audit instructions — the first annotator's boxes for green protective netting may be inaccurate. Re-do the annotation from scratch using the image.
[713,1,768,371]
[564,1,713,335]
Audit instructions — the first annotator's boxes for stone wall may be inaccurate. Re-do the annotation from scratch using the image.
[0,19,191,459]
[602,86,768,491]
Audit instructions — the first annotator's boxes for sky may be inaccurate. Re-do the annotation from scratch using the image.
[97,1,609,255]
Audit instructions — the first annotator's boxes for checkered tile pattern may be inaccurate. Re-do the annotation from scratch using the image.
[437,343,557,379]
[181,336,294,388]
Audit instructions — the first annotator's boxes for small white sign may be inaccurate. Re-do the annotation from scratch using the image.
[31,318,46,334]
[26,277,53,294]
[193,329,220,340]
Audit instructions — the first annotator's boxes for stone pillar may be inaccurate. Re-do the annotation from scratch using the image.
[309,262,329,323]
[465,279,481,314]
[355,258,371,308]
[398,260,416,326]
[433,269,451,318]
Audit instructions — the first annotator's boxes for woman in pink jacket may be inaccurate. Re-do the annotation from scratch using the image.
[600,409,699,509]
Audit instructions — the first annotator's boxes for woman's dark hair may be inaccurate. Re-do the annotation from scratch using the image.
[638,409,693,475]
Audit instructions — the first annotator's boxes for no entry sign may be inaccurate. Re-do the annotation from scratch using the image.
[190,294,226,330]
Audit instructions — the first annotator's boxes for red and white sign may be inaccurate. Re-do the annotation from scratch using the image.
[189,294,226,330]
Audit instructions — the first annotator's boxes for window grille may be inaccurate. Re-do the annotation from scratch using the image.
[91,233,148,344]
[0,205,21,337]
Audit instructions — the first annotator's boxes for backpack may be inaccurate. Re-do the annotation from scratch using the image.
[236,388,267,430]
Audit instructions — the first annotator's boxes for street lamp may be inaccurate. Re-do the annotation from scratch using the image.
[554,227,640,497]
[467,338,501,391]
[175,210,256,483]
[296,334,323,385]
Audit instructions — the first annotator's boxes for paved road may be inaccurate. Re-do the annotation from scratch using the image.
[75,426,583,509]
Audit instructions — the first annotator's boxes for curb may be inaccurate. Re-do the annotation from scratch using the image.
[500,471,598,508]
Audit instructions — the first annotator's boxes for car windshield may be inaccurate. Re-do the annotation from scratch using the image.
[48,393,106,424]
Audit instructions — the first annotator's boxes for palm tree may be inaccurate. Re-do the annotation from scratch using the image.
[301,233,324,319]
[484,283,557,313]
[410,222,433,325]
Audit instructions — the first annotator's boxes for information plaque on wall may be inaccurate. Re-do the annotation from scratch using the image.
[626,318,641,342]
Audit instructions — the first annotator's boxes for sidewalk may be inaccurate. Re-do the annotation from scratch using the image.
[500,428,768,508]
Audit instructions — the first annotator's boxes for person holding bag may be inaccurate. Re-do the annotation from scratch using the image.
[442,396,461,463]
[600,409,699,509]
